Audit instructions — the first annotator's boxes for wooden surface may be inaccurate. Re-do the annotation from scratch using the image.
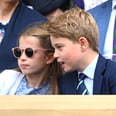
[0,95,116,116]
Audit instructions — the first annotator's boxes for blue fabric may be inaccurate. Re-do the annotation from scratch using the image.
[58,54,116,94]
[15,77,51,95]
[88,0,112,54]
[0,1,47,72]
[73,0,84,9]
[0,23,6,43]
[113,17,116,61]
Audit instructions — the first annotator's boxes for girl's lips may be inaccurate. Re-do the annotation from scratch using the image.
[20,64,28,69]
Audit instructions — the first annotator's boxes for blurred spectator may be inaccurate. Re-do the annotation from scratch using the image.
[73,0,107,10]
[0,0,46,72]
[23,0,71,19]
[88,0,115,60]
[73,0,84,9]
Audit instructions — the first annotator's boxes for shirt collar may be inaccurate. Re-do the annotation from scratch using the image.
[82,54,99,80]
[112,0,116,9]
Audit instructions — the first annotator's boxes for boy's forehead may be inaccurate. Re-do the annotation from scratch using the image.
[50,36,74,45]
[50,36,63,44]
[50,36,67,42]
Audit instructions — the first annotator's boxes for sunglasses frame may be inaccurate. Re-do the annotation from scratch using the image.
[12,47,52,59]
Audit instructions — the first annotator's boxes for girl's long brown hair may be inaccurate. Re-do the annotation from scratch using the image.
[16,22,63,94]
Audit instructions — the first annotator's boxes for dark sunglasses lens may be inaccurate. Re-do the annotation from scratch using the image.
[14,48,21,58]
[25,48,33,57]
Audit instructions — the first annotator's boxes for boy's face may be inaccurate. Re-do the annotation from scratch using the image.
[50,36,84,72]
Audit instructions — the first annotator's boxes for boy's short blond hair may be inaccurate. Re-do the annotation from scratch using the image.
[44,7,99,52]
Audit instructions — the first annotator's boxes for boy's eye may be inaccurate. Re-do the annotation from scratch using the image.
[56,46,63,49]
[57,46,62,48]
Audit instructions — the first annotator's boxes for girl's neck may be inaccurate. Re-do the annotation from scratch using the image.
[26,72,49,89]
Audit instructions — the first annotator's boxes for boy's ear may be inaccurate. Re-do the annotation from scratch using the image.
[78,37,88,45]
[78,37,89,51]
[46,53,55,64]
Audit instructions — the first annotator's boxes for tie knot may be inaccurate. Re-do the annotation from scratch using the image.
[79,73,86,81]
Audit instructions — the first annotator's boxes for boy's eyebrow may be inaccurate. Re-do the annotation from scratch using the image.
[52,43,59,47]
[53,43,64,46]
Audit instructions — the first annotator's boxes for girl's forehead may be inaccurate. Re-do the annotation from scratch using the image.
[19,36,40,42]
[19,36,41,47]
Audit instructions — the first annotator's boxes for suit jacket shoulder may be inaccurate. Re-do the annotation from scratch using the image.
[93,54,116,94]
[58,71,79,94]
[59,54,116,94]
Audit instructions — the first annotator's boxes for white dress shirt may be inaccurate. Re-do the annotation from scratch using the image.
[84,0,107,11]
[80,54,99,95]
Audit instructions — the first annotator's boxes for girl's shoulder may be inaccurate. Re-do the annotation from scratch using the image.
[0,69,24,80]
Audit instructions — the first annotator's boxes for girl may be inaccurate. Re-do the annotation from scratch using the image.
[0,23,63,95]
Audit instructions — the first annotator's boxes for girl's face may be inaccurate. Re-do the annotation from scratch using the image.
[50,36,84,72]
[17,36,50,76]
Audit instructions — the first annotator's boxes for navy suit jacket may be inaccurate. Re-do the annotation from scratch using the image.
[58,55,116,94]
[88,0,112,54]
[0,1,46,71]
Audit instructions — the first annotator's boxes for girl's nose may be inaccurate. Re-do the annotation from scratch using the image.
[19,51,27,60]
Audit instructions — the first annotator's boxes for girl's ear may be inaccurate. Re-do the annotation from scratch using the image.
[46,53,55,64]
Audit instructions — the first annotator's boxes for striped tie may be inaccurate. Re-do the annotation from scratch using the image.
[76,73,88,95]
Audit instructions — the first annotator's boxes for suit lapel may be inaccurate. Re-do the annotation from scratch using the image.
[93,55,107,94]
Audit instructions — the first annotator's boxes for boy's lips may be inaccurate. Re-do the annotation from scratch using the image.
[59,61,65,68]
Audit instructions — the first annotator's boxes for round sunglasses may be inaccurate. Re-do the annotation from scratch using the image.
[12,47,53,58]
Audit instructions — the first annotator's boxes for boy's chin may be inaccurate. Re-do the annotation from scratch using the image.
[63,68,74,73]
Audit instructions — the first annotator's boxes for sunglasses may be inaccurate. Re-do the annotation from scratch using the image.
[12,47,52,58]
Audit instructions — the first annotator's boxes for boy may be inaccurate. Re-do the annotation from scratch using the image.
[43,7,116,95]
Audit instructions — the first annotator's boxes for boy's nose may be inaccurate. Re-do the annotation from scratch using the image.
[53,51,59,58]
